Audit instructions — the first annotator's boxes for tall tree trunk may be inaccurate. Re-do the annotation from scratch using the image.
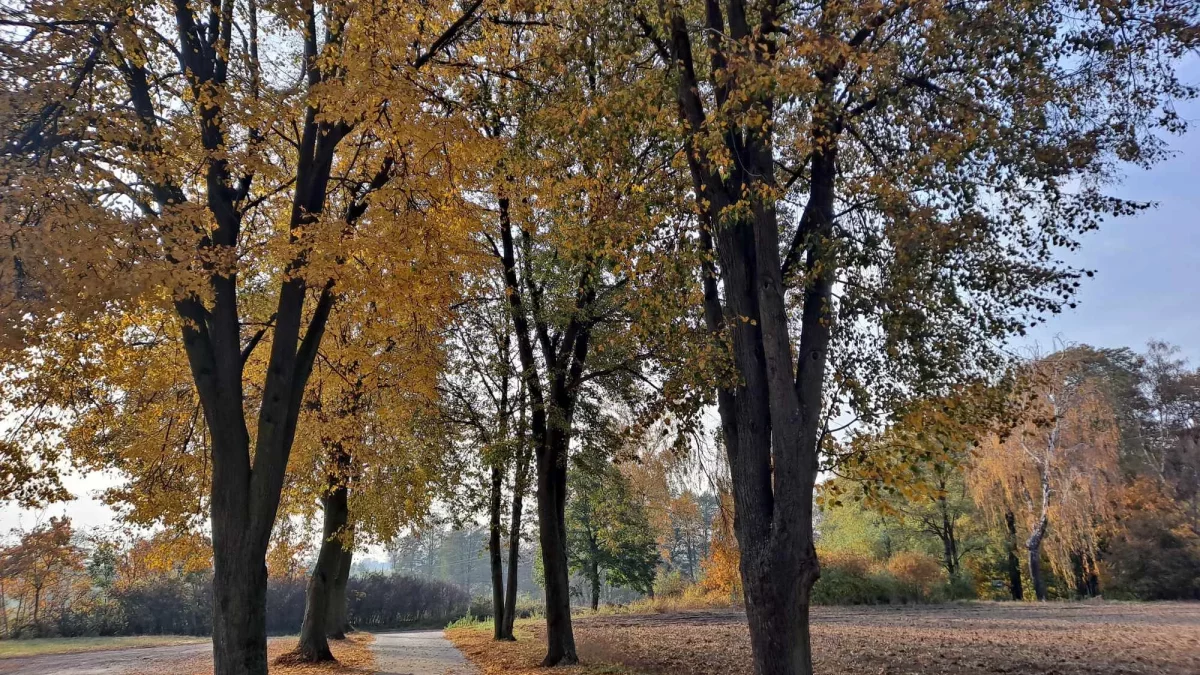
[497,196,583,666]
[327,547,352,639]
[501,447,529,640]
[1005,511,1024,600]
[293,457,350,662]
[535,432,577,665]
[489,463,506,640]
[661,7,830,670]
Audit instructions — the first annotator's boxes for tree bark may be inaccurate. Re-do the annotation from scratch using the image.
[211,535,269,675]
[293,454,350,662]
[489,463,506,640]
[1005,511,1024,601]
[535,432,577,664]
[1027,514,1049,601]
[327,547,352,639]
[589,549,601,611]
[590,557,600,610]
[501,446,529,640]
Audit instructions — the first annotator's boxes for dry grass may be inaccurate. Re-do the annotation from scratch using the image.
[604,588,737,616]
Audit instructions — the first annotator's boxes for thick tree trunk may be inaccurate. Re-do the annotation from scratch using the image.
[212,539,269,675]
[1005,511,1024,600]
[743,579,816,675]
[501,448,529,640]
[489,463,506,640]
[293,474,350,662]
[535,435,577,665]
[327,547,352,639]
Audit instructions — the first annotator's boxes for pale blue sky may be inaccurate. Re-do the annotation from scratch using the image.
[1019,74,1200,364]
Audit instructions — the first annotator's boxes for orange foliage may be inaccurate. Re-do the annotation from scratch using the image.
[886,552,947,594]
[699,491,741,598]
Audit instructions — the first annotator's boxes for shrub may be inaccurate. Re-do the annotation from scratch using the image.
[886,552,947,600]
[811,565,894,605]
[653,569,688,598]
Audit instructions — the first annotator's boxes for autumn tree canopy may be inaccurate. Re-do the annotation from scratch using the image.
[0,0,1197,673]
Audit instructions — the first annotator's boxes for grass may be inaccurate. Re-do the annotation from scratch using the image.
[446,619,638,675]
[0,634,207,658]
[588,588,737,617]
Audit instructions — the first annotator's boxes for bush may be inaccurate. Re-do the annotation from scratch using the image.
[942,574,978,601]
[811,565,894,605]
[812,549,968,605]
[886,552,947,601]
[653,569,688,598]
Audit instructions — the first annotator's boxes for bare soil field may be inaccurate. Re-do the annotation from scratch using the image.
[507,602,1200,675]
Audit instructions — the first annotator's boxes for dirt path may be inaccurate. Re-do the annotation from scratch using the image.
[0,642,210,675]
[371,631,477,675]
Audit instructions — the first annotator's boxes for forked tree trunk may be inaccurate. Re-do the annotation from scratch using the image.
[327,547,352,638]
[1027,472,1051,601]
[497,196,585,666]
[661,5,833,672]
[1005,511,1024,600]
[293,470,350,662]
[488,463,506,640]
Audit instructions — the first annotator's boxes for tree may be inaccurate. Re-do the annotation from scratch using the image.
[436,266,533,641]
[0,1,482,671]
[581,0,1200,669]
[970,350,1122,600]
[566,459,660,610]
[464,25,703,662]
[0,517,84,637]
[830,390,1004,579]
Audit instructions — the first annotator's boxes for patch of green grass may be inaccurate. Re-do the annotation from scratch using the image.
[0,635,207,658]
[445,615,489,630]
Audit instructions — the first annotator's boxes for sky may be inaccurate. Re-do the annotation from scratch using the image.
[3,64,1199,538]
[1018,82,1200,363]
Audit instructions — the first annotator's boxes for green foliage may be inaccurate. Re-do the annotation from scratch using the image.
[652,569,688,599]
[1101,478,1200,600]
[566,459,660,601]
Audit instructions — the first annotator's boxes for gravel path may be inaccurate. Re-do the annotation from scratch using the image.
[371,630,477,675]
[0,643,209,675]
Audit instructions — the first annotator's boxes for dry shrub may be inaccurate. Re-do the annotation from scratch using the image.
[817,549,877,577]
[886,551,946,596]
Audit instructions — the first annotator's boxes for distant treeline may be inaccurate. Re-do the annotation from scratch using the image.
[4,570,467,639]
